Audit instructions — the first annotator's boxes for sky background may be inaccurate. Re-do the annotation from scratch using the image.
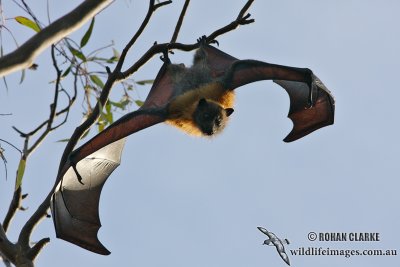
[1,0,399,266]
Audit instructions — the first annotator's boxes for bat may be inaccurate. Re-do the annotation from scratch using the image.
[51,37,335,255]
[257,226,291,266]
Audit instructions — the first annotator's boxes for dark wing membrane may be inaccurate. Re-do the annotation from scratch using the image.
[71,108,166,163]
[51,139,126,255]
[226,60,334,142]
[142,61,176,109]
[226,60,312,90]
[201,44,238,78]
[275,74,334,142]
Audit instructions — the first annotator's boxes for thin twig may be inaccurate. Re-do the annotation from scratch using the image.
[170,0,191,43]
[122,0,255,78]
[0,139,22,154]
[25,46,63,155]
[114,0,172,76]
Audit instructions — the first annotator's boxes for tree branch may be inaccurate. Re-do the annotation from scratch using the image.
[27,238,50,261]
[0,0,114,77]
[170,0,191,43]
[0,224,16,264]
[2,187,22,233]
[122,0,255,78]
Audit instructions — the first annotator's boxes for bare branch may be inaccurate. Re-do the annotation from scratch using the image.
[2,187,22,233]
[122,0,255,78]
[25,46,63,155]
[0,0,114,77]
[170,0,191,43]
[27,238,50,261]
[114,0,172,76]
[0,139,22,155]
[0,224,16,264]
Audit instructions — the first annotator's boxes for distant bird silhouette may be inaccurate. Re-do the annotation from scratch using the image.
[257,227,290,266]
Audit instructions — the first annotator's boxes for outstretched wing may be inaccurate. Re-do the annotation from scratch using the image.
[51,139,126,255]
[257,226,273,239]
[276,247,291,266]
[200,44,334,142]
[51,109,166,255]
[51,60,174,254]
[275,74,334,142]
[70,108,167,163]
[227,60,334,142]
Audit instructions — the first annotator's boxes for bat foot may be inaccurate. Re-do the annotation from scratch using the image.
[160,48,171,64]
[197,35,219,46]
[197,35,207,44]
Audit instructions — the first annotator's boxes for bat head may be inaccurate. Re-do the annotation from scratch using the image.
[262,239,272,245]
[193,98,234,136]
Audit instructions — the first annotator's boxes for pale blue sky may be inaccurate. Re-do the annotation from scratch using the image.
[1,1,399,266]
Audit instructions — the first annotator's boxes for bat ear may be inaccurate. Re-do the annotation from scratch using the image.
[225,108,234,117]
[198,98,208,107]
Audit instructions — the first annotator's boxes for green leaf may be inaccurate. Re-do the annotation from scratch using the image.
[104,102,113,123]
[62,65,72,78]
[136,79,154,85]
[15,158,26,190]
[98,121,105,132]
[15,16,41,32]
[19,69,25,84]
[135,100,144,107]
[106,56,119,63]
[56,138,70,143]
[112,48,120,60]
[90,75,104,88]
[121,98,132,107]
[109,100,124,109]
[68,46,86,61]
[80,18,95,48]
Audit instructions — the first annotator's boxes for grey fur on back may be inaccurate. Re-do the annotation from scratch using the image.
[168,47,214,97]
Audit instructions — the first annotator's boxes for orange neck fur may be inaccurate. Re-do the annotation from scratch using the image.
[166,82,235,136]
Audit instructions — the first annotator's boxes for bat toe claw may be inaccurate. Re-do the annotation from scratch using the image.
[210,39,219,46]
[197,35,219,47]
[197,35,207,44]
